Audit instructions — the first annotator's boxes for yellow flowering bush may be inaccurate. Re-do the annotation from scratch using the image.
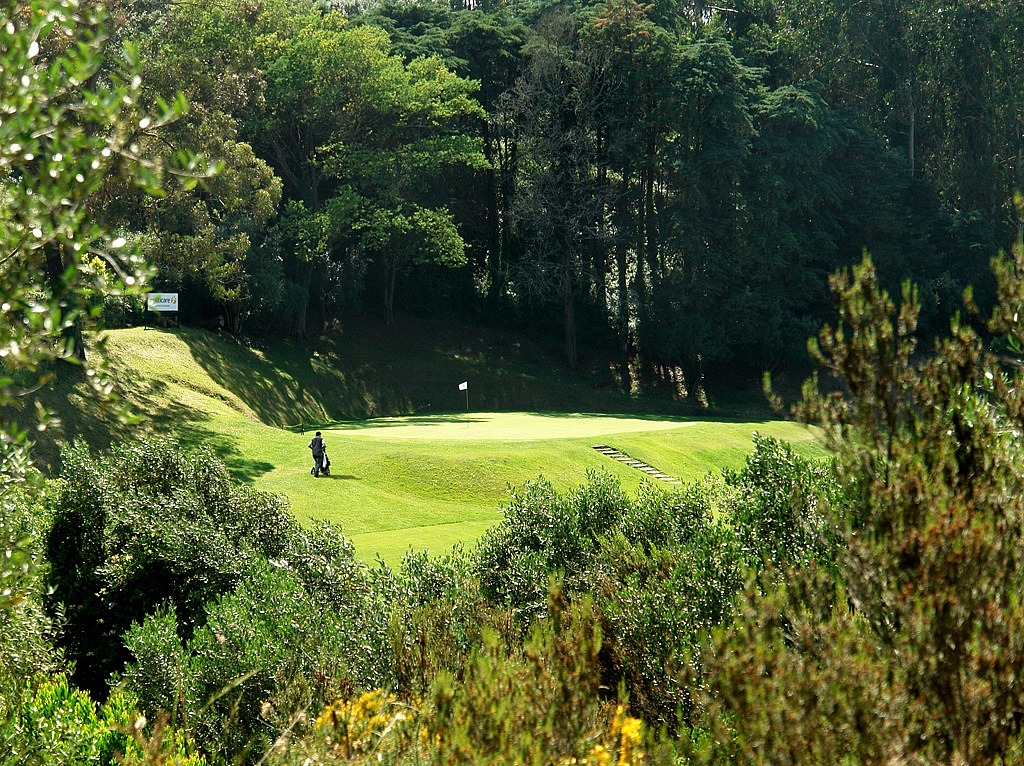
[561,705,646,766]
[314,689,413,760]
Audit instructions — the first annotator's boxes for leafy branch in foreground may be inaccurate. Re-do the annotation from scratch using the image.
[1,0,213,599]
[709,245,1024,764]
[1,6,211,763]
[0,0,210,485]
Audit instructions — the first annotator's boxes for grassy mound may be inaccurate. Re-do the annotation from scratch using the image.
[16,320,824,564]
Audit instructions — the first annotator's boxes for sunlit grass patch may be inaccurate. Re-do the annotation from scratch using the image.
[24,326,824,566]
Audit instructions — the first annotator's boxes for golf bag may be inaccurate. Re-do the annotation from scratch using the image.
[310,448,330,477]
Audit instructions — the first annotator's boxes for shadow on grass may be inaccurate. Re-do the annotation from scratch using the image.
[23,362,276,485]
[108,353,279,484]
[22,367,203,476]
[326,415,490,430]
[178,330,329,427]
[316,410,778,433]
[519,410,777,424]
[170,420,276,484]
[180,328,423,426]
[177,320,733,429]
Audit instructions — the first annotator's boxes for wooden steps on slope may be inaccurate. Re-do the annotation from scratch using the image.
[591,445,682,485]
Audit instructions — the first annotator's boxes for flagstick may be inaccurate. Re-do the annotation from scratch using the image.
[465,388,469,411]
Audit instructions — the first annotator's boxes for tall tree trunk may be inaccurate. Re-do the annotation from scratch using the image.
[593,125,608,316]
[384,261,397,325]
[294,260,312,339]
[562,255,578,370]
[484,123,505,308]
[908,92,916,179]
[616,174,633,372]
[44,243,86,364]
[643,155,658,279]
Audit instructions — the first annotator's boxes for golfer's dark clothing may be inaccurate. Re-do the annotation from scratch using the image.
[309,436,325,476]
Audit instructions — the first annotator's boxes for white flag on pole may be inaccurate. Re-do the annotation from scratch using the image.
[458,381,468,390]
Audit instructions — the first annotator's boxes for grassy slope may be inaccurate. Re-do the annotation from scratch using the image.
[21,318,825,565]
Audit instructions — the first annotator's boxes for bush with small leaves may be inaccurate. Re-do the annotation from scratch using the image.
[0,486,60,699]
[726,434,843,574]
[44,437,296,698]
[701,250,1024,764]
[594,519,743,729]
[423,579,668,766]
[123,559,354,763]
[475,471,630,621]
[0,673,205,766]
[383,548,503,697]
[284,521,394,690]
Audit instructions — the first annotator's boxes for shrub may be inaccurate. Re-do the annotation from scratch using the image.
[307,689,418,764]
[700,252,1024,764]
[615,477,729,551]
[595,521,743,729]
[123,560,354,763]
[0,674,205,766]
[726,434,843,573]
[384,548,504,697]
[44,438,296,698]
[0,486,60,701]
[422,579,666,766]
[475,471,629,621]
[474,451,844,734]
[285,521,394,690]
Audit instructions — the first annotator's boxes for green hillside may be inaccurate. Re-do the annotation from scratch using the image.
[21,320,824,564]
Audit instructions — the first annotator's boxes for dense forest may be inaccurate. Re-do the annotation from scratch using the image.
[42,0,1024,389]
[5,0,1024,764]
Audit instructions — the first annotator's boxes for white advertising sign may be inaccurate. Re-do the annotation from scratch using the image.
[147,293,179,312]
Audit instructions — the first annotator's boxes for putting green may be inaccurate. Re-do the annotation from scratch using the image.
[327,411,697,440]
[282,411,824,566]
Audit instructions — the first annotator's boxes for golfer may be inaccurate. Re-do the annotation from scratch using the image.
[308,431,325,477]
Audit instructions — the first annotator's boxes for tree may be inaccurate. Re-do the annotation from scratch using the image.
[586,0,679,378]
[503,11,611,369]
[702,243,1024,763]
[0,0,200,488]
[644,31,757,388]
[445,8,528,309]
[757,0,1024,243]
[248,12,486,331]
[45,438,293,698]
[0,0,200,745]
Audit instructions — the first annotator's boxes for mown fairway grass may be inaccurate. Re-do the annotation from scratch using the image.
[25,325,826,566]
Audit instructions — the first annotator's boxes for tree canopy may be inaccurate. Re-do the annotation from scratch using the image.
[73,0,1017,396]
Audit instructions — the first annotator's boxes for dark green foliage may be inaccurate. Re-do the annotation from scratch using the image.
[44,438,293,698]
[8,4,1024,762]
[282,521,394,691]
[595,531,740,728]
[384,548,500,697]
[120,516,474,761]
[475,470,629,619]
[0,487,65,746]
[697,567,899,765]
[699,251,1024,764]
[122,561,353,762]
[598,438,840,728]
[424,582,612,766]
[473,440,843,732]
[727,433,843,572]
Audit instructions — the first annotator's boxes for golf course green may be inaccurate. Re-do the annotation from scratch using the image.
[33,327,826,566]
[265,412,822,565]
